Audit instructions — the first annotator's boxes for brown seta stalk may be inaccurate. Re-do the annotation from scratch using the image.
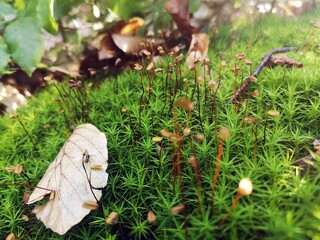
[211,128,230,206]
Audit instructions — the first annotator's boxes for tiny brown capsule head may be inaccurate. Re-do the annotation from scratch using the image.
[194,133,204,143]
[236,53,246,60]
[244,117,257,124]
[147,211,156,223]
[171,204,185,215]
[221,61,227,67]
[152,136,163,143]
[176,98,194,112]
[244,59,252,65]
[231,66,241,73]
[183,127,191,136]
[105,211,118,225]
[134,63,143,71]
[219,127,230,141]
[83,200,99,210]
[267,110,280,117]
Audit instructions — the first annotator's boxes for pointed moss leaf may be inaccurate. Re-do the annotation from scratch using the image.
[27,124,109,235]
[37,0,58,34]
[0,37,10,73]
[0,2,16,22]
[4,18,44,76]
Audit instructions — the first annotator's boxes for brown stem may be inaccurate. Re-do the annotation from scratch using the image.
[194,158,202,214]
[211,139,224,206]
[219,191,241,226]
[17,116,36,150]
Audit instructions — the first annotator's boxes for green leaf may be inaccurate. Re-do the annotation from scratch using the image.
[107,0,143,19]
[54,0,84,20]
[4,17,44,76]
[0,2,17,22]
[37,0,58,34]
[0,37,10,73]
[15,0,58,34]
[14,0,26,11]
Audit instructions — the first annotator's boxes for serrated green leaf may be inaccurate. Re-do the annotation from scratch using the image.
[0,2,17,22]
[37,0,58,34]
[4,18,44,76]
[0,37,10,73]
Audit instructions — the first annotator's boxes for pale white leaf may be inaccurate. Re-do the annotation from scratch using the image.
[27,123,108,235]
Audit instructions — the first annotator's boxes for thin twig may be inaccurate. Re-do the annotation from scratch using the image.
[227,46,299,103]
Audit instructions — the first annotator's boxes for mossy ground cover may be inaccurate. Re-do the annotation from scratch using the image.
[1,13,320,239]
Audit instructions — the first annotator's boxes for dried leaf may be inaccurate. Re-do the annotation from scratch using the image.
[27,123,108,235]
[111,34,146,54]
[186,33,209,66]
[98,34,120,60]
[164,0,195,42]
[118,17,144,35]
[107,17,144,35]
[0,83,27,113]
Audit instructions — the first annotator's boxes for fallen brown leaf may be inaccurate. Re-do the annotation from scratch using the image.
[164,0,196,43]
[111,34,146,54]
[99,34,121,60]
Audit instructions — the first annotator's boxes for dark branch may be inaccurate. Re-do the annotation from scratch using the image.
[227,46,299,103]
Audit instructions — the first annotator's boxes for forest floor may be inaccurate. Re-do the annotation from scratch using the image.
[1,11,320,240]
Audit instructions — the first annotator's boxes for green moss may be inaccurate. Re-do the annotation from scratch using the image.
[1,12,320,239]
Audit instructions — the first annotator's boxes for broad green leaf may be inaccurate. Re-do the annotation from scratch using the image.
[0,37,10,73]
[0,2,16,22]
[37,0,58,34]
[22,0,38,16]
[4,18,44,76]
